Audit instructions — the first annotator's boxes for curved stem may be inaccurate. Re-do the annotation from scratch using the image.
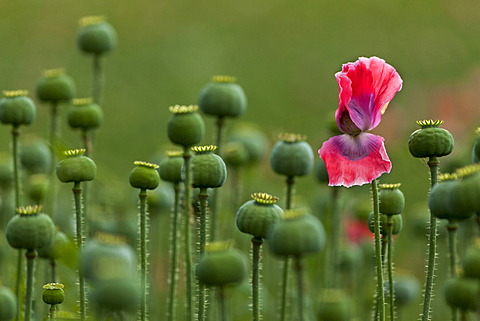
[25,250,36,321]
[183,149,194,321]
[167,183,181,321]
[295,256,305,321]
[73,182,86,321]
[371,179,385,321]
[421,156,439,321]
[139,189,149,321]
[386,216,395,321]
[447,220,459,321]
[198,188,209,321]
[252,237,263,321]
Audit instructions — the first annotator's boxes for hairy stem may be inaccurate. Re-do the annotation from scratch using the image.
[139,188,149,321]
[372,179,385,321]
[252,237,263,321]
[167,183,181,321]
[386,216,395,321]
[447,220,459,321]
[183,149,194,321]
[25,250,36,321]
[198,188,209,321]
[295,256,305,321]
[73,182,86,321]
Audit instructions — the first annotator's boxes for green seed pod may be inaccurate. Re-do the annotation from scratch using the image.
[36,69,76,103]
[429,174,474,221]
[267,208,326,257]
[316,289,351,321]
[472,128,480,163]
[90,278,139,314]
[196,241,247,286]
[80,232,137,283]
[223,141,249,167]
[408,120,454,158]
[159,151,184,184]
[0,285,16,321]
[444,276,479,311]
[147,182,175,217]
[226,123,268,164]
[20,136,52,174]
[462,240,480,278]
[236,193,283,239]
[368,212,403,235]
[129,161,160,190]
[6,205,55,250]
[190,145,227,188]
[77,16,117,55]
[42,283,65,305]
[391,275,420,307]
[448,165,480,214]
[67,98,103,130]
[378,183,405,215]
[26,174,49,205]
[0,90,36,126]
[37,229,70,260]
[167,105,205,148]
[270,133,314,177]
[56,149,96,183]
[198,75,247,118]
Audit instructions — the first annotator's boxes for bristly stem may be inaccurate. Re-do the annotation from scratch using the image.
[167,183,181,321]
[447,220,459,321]
[386,216,395,321]
[92,54,103,105]
[252,237,263,321]
[421,156,439,321]
[139,188,149,321]
[183,149,194,321]
[73,182,86,321]
[24,250,36,321]
[294,256,305,321]
[371,179,385,321]
[198,188,209,321]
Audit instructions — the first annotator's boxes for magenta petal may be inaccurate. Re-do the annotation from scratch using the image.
[318,133,391,187]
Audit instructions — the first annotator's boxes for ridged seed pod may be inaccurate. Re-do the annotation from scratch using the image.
[159,151,183,184]
[198,75,247,118]
[42,283,65,305]
[196,241,247,286]
[429,174,474,221]
[368,212,403,235]
[37,229,70,260]
[444,277,479,311]
[0,90,36,126]
[67,98,103,130]
[36,69,76,103]
[0,285,16,321]
[167,105,205,148]
[129,161,160,190]
[56,149,96,183]
[408,120,454,158]
[6,205,55,250]
[236,192,283,239]
[190,145,227,188]
[379,183,405,215]
[270,133,314,177]
[267,208,326,257]
[77,16,117,55]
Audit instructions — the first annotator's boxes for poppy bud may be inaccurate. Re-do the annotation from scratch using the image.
[190,145,226,189]
[368,212,403,235]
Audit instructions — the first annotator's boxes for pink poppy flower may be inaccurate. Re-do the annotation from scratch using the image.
[319,57,403,187]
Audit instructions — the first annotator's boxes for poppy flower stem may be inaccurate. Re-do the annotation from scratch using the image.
[421,156,439,321]
[294,256,305,321]
[371,179,385,321]
[182,149,194,321]
[24,249,36,321]
[447,220,459,321]
[167,183,181,321]
[73,182,86,321]
[386,217,395,321]
[138,188,149,321]
[252,237,263,321]
[325,186,341,288]
[198,188,209,321]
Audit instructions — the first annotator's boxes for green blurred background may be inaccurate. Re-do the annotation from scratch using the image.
[1,0,480,319]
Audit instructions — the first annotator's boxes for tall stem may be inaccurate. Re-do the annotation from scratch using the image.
[167,183,180,321]
[183,149,194,321]
[49,305,56,321]
[386,216,395,321]
[198,188,209,321]
[447,220,459,321]
[218,286,227,321]
[139,189,149,321]
[421,156,439,321]
[325,186,341,288]
[371,179,385,321]
[92,54,103,105]
[294,256,305,321]
[12,125,20,208]
[252,237,263,321]
[25,250,36,321]
[73,182,86,321]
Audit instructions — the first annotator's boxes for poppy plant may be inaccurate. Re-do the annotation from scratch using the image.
[319,57,403,187]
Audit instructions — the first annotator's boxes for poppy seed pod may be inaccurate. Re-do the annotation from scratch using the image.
[226,123,268,164]
[316,289,351,321]
[448,165,480,215]
[20,137,52,174]
[391,275,420,307]
[42,283,65,306]
[378,183,405,215]
[77,16,117,55]
[56,149,96,183]
[190,145,227,189]
[236,192,283,239]
[267,208,326,257]
[167,105,205,148]
[6,205,55,250]
[196,241,247,286]
[159,151,183,184]
[37,229,70,260]
[444,277,479,311]
[270,133,314,177]
[90,278,139,313]
[198,75,247,118]
[408,120,454,158]
[36,69,76,103]
[0,90,36,126]
[67,98,103,130]
[368,212,403,235]
[129,161,160,190]
[0,285,16,321]
[462,240,480,279]
[429,174,474,221]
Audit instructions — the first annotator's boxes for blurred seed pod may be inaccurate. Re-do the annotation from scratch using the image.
[67,98,103,130]
[0,90,36,126]
[198,75,247,118]
[147,182,175,217]
[270,133,314,177]
[462,240,480,279]
[26,174,49,205]
[90,278,139,314]
[223,141,249,167]
[20,137,52,175]
[316,289,351,321]
[36,69,76,103]
[77,16,117,55]
[37,229,70,260]
[448,165,480,215]
[159,151,183,184]
[384,275,420,307]
[56,149,96,183]
[444,276,479,311]
[226,123,269,165]
[0,285,16,321]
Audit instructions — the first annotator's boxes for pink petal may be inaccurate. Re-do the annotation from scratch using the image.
[318,133,391,187]
[335,57,402,132]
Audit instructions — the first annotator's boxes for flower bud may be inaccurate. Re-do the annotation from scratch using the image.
[129,161,160,190]
[408,120,454,158]
[159,151,183,184]
[77,16,117,55]
[270,133,314,177]
[67,98,103,130]
[42,283,65,305]
[190,145,227,188]
[36,69,76,103]
[167,105,205,148]
[56,149,96,183]
[198,75,247,118]
[378,183,405,215]
[0,90,36,126]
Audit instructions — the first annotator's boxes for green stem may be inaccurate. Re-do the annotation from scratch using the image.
[49,101,59,152]
[215,117,225,156]
[447,220,459,321]
[421,156,439,321]
[73,182,86,321]
[326,186,341,288]
[386,216,395,321]
[12,125,20,208]
[92,54,103,105]
[49,305,56,321]
[25,249,36,321]
[218,286,227,321]
[167,183,180,321]
[15,250,22,321]
[252,237,263,321]
[139,189,149,321]
[280,258,290,321]
[183,149,194,321]
[294,256,305,321]
[50,258,57,283]
[371,179,385,321]
[198,188,209,321]
[285,176,294,210]
[81,129,93,158]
